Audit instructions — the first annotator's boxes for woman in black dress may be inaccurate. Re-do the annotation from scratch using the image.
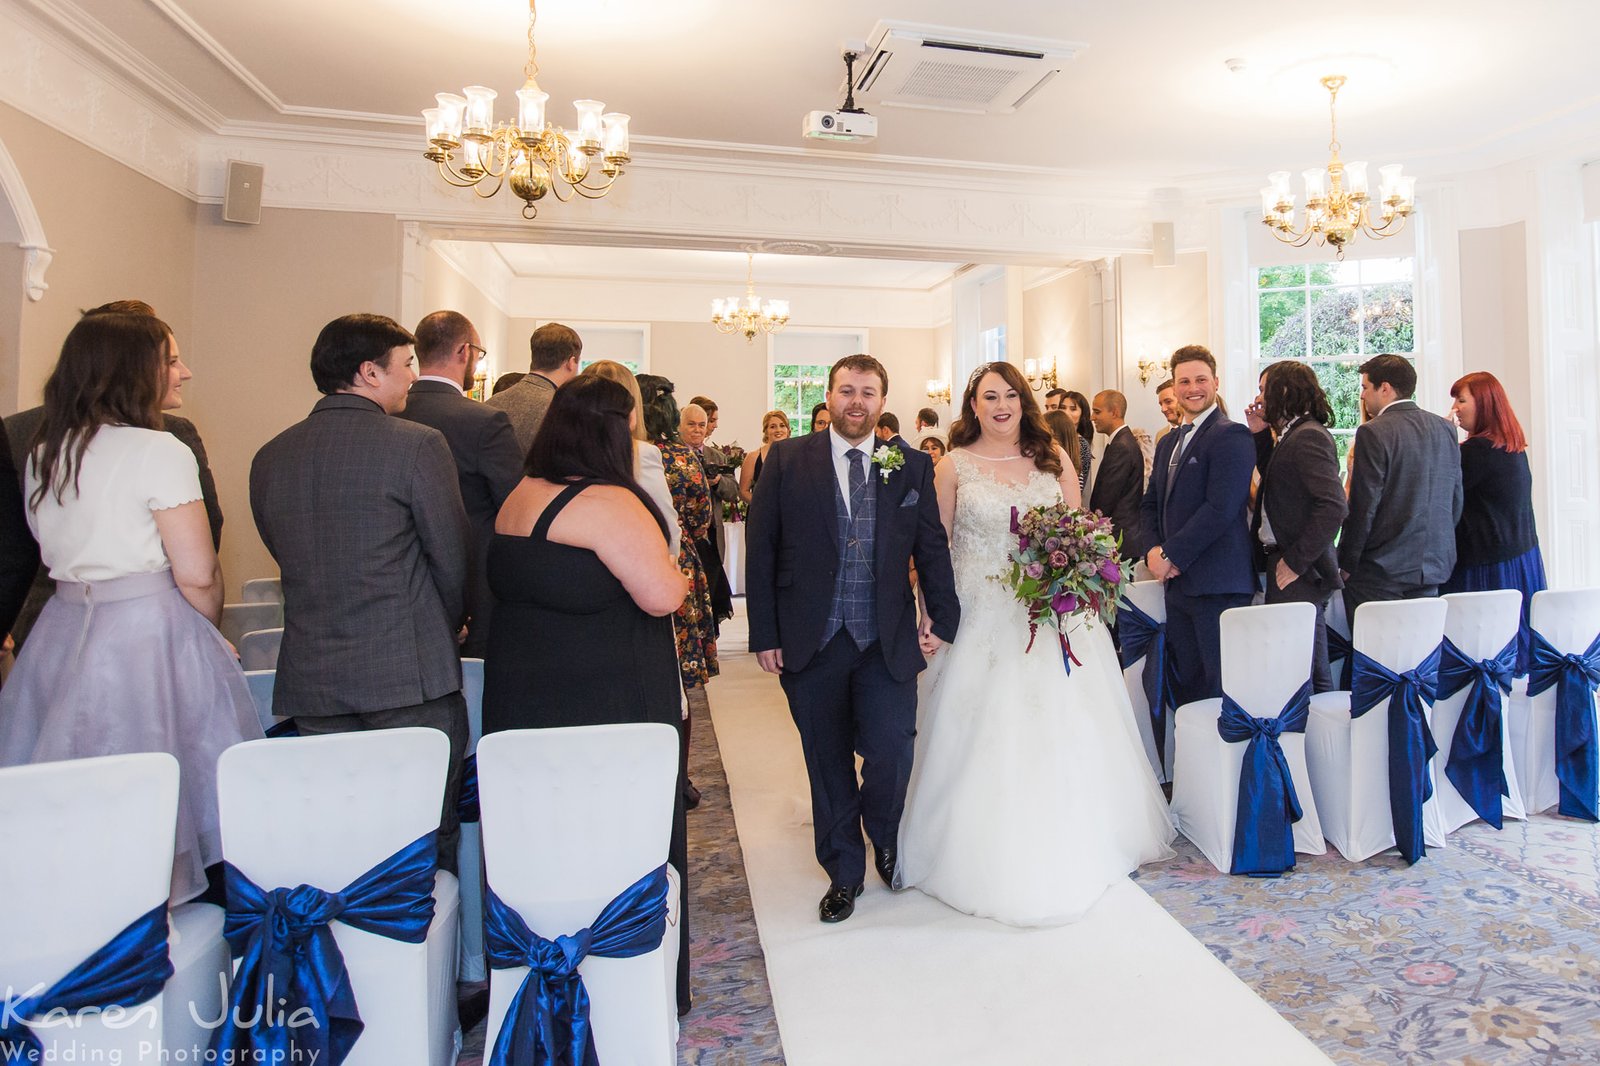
[483,375,693,1011]
[738,409,791,505]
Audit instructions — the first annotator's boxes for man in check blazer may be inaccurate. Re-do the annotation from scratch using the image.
[251,313,472,871]
[1338,353,1463,619]
[746,354,960,924]
[1088,389,1144,561]
[401,311,524,658]
[485,321,582,455]
[1139,345,1256,706]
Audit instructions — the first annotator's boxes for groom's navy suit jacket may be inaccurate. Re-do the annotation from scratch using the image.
[746,430,959,683]
[1138,410,1257,596]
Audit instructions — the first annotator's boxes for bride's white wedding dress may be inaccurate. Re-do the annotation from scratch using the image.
[896,448,1176,926]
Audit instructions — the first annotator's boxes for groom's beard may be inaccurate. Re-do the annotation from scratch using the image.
[832,409,876,440]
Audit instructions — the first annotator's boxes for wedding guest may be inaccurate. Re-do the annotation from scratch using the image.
[1139,345,1255,704]
[1089,390,1144,562]
[1043,410,1084,482]
[1338,354,1462,620]
[401,311,522,658]
[0,311,261,904]
[1155,378,1183,443]
[919,436,947,461]
[480,374,692,1014]
[690,395,740,563]
[811,402,831,433]
[680,402,733,622]
[1443,371,1545,671]
[1043,387,1068,412]
[491,371,524,396]
[740,410,791,505]
[876,411,900,444]
[486,321,582,453]
[1255,361,1347,691]
[1061,390,1095,490]
[585,361,679,557]
[251,313,470,873]
[915,407,939,436]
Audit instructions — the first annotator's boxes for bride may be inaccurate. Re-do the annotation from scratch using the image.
[896,362,1175,926]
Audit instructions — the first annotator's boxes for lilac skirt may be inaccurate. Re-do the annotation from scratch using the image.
[0,570,264,903]
[1443,545,1547,674]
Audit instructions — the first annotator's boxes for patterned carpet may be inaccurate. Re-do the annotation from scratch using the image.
[1134,814,1600,1065]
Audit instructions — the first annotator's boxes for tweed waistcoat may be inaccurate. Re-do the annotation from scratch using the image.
[823,449,878,648]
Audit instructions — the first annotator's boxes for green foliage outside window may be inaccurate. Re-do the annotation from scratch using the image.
[772,363,831,436]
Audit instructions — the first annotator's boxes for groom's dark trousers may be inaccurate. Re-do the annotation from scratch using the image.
[746,429,959,889]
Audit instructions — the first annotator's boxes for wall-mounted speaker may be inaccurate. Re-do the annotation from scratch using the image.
[1151,221,1176,268]
[222,161,264,225]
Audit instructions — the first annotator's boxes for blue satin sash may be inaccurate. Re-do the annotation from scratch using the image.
[0,903,172,1063]
[485,864,670,1066]
[215,831,439,1066]
[1437,635,1517,829]
[1351,647,1441,864]
[458,754,480,824]
[1327,626,1354,691]
[1526,630,1600,822]
[1117,600,1173,772]
[1217,681,1312,877]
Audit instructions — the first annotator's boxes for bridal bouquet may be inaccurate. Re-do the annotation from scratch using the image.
[1003,504,1131,671]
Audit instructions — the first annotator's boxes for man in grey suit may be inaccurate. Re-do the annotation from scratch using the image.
[688,395,740,558]
[400,311,524,658]
[1338,353,1463,621]
[250,313,472,871]
[484,321,582,455]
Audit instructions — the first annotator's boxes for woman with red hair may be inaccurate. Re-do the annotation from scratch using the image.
[1444,371,1545,671]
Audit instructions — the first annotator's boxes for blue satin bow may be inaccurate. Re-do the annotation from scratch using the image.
[0,903,172,1063]
[1437,635,1517,829]
[1326,626,1355,691]
[458,754,480,824]
[215,831,440,1066]
[1118,600,1174,772]
[485,864,670,1066]
[1351,646,1441,864]
[1217,681,1312,877]
[1526,630,1600,822]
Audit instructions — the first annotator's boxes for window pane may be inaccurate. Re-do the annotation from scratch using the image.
[1260,290,1307,354]
[1307,262,1339,286]
[1314,361,1364,432]
[1332,430,1356,478]
[1360,282,1415,354]
[1257,265,1305,289]
[1357,257,1414,284]
[1321,261,1361,287]
[1309,288,1361,356]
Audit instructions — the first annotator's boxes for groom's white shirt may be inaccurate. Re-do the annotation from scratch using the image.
[828,426,875,518]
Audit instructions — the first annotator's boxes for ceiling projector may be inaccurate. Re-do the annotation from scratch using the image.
[803,109,878,142]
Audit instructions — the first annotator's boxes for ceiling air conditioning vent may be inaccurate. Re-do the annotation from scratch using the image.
[854,21,1086,115]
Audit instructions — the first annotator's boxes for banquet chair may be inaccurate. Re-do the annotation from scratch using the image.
[477,724,681,1064]
[457,657,486,983]
[216,729,461,1066]
[0,753,230,1062]
[1119,579,1172,784]
[1170,602,1325,874]
[240,577,283,604]
[1433,591,1527,833]
[1507,589,1600,818]
[1326,594,1355,691]
[1306,598,1449,862]
[242,670,282,734]
[237,627,282,671]
[219,601,282,646]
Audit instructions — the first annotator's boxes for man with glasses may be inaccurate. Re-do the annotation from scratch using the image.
[402,310,523,657]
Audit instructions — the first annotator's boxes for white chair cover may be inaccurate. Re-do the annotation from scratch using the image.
[1306,598,1449,862]
[243,670,280,734]
[1434,591,1528,832]
[216,729,460,1066]
[457,657,487,983]
[1507,589,1600,816]
[240,578,283,604]
[477,724,680,1064]
[238,627,283,672]
[1170,602,1325,873]
[1120,579,1171,783]
[0,753,228,1061]
[219,602,283,646]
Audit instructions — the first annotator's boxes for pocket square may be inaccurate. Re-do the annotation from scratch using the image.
[1185,456,1200,465]
[901,489,920,507]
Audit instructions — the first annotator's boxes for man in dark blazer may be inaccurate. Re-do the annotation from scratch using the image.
[747,354,959,924]
[1338,354,1463,620]
[1254,361,1348,691]
[1140,345,1256,706]
[251,313,471,871]
[0,431,39,640]
[1089,389,1144,561]
[400,311,523,658]
[485,321,581,455]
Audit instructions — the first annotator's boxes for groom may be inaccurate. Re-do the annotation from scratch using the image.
[747,354,960,923]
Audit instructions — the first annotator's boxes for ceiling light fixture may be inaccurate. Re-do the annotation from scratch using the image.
[1260,75,1414,260]
[421,0,629,219]
[711,255,790,343]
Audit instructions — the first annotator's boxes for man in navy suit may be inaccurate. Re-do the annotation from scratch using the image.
[746,354,960,924]
[1139,345,1256,706]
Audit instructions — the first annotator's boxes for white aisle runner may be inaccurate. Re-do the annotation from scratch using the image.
[711,613,1331,1066]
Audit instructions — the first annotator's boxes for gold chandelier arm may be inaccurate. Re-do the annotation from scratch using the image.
[472,170,508,199]
[435,158,483,188]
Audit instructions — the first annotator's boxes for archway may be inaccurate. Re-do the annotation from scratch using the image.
[0,136,52,413]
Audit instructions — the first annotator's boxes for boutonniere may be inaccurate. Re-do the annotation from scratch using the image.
[871,444,904,483]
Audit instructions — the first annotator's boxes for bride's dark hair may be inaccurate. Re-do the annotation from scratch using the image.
[947,362,1062,477]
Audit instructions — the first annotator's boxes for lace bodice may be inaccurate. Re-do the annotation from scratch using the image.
[946,449,1064,609]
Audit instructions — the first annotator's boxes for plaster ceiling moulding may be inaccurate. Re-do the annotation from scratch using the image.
[853,21,1086,115]
[750,240,839,257]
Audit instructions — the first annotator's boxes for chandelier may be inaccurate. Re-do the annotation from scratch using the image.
[711,255,790,342]
[421,0,629,219]
[1260,75,1414,259]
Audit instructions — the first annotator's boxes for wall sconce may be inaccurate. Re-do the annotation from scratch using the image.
[1023,357,1058,392]
[1136,358,1163,387]
[925,378,951,405]
[471,355,488,401]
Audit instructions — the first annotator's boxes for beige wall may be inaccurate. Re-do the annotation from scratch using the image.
[1458,223,1531,421]
[421,247,510,376]
[1119,251,1210,436]
[1022,268,1097,398]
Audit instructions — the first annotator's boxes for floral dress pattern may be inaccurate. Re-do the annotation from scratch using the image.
[659,440,720,687]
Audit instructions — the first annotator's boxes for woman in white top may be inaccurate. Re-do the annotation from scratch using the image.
[0,311,262,904]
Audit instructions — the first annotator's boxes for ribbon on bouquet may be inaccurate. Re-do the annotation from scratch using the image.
[1526,629,1600,822]
[1351,647,1441,865]
[1118,600,1174,773]
[1437,634,1517,829]
[1217,681,1312,877]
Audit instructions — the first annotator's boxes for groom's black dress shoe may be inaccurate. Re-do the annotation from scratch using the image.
[874,845,899,890]
[819,883,864,923]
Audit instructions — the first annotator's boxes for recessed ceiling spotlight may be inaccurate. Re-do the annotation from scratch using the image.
[1225,58,1249,74]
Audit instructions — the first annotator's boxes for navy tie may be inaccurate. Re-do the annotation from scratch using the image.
[1164,423,1194,510]
[847,448,867,518]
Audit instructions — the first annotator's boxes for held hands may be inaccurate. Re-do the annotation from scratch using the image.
[1144,547,1179,582]
[918,613,943,656]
